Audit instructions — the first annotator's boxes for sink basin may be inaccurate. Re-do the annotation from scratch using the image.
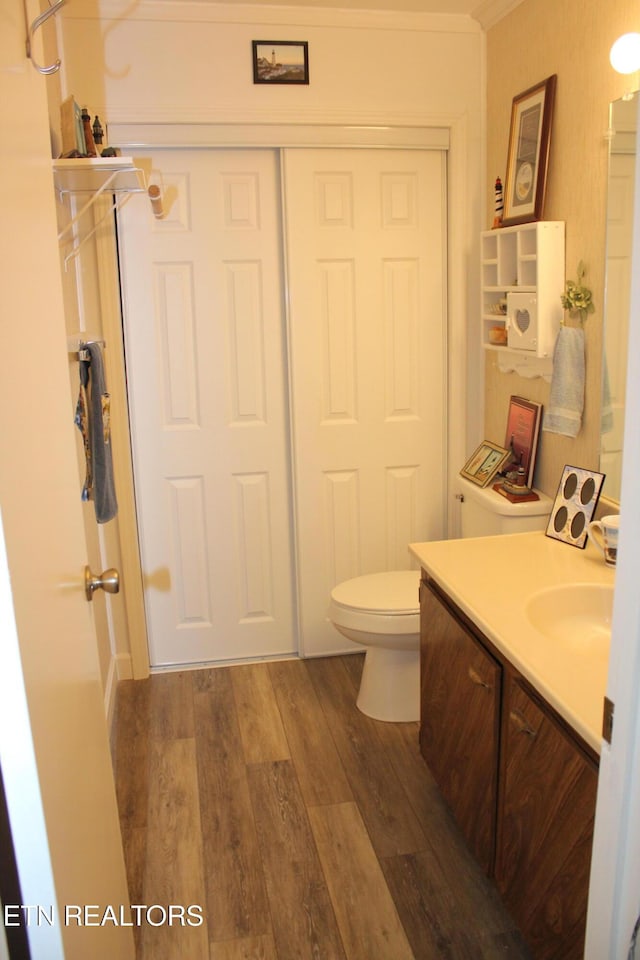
[525,583,614,653]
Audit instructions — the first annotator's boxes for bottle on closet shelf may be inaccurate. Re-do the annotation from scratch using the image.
[81,107,97,157]
[92,115,104,149]
[91,115,117,157]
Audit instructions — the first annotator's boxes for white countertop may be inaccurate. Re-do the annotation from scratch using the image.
[410,531,616,755]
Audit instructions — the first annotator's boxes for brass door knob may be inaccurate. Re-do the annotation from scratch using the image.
[84,565,120,602]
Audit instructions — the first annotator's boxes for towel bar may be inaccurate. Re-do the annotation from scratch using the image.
[67,335,106,360]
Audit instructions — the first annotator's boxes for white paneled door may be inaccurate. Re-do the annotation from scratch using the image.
[119,150,296,666]
[283,148,447,656]
[119,145,446,667]
[1,2,134,955]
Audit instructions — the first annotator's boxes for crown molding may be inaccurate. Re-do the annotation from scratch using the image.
[470,0,523,30]
[65,0,481,34]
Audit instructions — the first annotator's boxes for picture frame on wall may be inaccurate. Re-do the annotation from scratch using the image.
[252,41,309,85]
[502,74,557,226]
[460,441,511,488]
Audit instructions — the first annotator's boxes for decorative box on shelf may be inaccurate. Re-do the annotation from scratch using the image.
[481,221,565,358]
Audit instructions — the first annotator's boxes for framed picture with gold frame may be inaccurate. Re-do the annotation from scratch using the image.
[502,74,556,226]
[460,441,511,488]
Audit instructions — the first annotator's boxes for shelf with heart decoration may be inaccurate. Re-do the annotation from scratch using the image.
[480,221,565,359]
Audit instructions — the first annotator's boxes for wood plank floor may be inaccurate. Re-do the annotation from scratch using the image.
[111,654,532,960]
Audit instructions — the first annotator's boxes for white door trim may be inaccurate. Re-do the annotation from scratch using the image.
[108,122,450,151]
[94,197,150,682]
[108,118,469,677]
[585,94,640,958]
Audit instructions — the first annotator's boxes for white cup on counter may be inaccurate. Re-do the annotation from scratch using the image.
[587,514,619,566]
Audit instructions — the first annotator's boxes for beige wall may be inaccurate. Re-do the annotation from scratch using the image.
[485,0,638,499]
[58,0,487,445]
[59,3,482,128]
[62,0,638,511]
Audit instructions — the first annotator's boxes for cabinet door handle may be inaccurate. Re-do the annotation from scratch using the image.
[468,666,491,690]
[510,709,538,738]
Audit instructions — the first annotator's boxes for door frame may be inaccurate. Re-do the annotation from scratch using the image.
[93,196,150,683]
[107,118,472,676]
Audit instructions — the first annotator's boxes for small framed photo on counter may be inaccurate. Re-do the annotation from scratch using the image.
[460,441,511,488]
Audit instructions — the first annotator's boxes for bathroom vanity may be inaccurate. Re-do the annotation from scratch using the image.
[410,531,615,960]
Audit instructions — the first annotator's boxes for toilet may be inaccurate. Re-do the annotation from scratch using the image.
[329,571,421,722]
[328,479,553,723]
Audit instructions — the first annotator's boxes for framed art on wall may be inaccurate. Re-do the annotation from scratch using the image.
[252,41,309,84]
[502,74,556,226]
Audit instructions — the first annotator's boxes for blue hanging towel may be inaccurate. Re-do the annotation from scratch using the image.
[81,341,118,523]
[542,326,585,439]
[74,356,92,501]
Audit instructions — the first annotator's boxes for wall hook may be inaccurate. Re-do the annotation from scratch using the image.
[148,184,164,219]
[25,0,67,75]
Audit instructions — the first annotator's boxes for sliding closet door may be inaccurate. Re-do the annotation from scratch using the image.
[118,149,295,667]
[284,148,447,657]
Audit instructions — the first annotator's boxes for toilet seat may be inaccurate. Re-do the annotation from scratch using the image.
[329,571,420,635]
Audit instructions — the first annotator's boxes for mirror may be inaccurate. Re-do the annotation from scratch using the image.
[601,92,637,502]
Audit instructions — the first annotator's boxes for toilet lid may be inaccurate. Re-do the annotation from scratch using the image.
[330,571,420,616]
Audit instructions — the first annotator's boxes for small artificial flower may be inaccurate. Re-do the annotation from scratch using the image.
[561,261,595,322]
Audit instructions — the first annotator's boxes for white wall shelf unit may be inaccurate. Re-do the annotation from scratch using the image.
[53,157,147,266]
[481,221,565,359]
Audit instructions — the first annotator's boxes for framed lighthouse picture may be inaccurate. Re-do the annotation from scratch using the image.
[252,41,309,84]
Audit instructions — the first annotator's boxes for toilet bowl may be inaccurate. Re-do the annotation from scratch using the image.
[328,571,421,722]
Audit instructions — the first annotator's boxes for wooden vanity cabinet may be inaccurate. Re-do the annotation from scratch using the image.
[496,678,598,960]
[420,573,598,960]
[419,579,501,874]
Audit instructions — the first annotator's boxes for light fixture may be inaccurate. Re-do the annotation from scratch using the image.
[610,32,640,74]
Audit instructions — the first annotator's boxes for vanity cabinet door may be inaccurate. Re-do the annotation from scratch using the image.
[419,581,501,874]
[496,679,598,960]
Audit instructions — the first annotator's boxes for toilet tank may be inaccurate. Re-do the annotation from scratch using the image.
[458,478,553,538]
